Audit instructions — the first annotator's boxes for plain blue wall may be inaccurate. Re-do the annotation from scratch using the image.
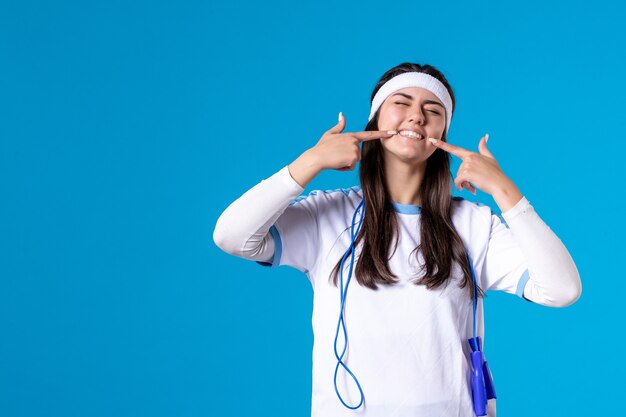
[1,0,623,416]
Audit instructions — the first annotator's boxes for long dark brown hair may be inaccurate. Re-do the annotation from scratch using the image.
[329,62,486,301]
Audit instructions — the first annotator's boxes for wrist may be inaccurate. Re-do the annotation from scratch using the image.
[492,178,524,213]
[302,149,324,173]
[288,150,323,189]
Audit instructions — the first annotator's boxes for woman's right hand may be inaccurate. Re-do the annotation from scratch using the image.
[309,112,395,172]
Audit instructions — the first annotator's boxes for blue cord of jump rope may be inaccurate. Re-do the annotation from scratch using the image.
[333,199,365,409]
[466,248,478,341]
[332,205,479,408]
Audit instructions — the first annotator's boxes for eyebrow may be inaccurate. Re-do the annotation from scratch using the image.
[391,93,444,109]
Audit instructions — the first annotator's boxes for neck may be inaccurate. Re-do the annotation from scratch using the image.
[384,157,427,206]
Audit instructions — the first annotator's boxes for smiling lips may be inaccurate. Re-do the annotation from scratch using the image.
[392,130,425,140]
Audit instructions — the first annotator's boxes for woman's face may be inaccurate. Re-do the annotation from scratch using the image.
[376,87,447,165]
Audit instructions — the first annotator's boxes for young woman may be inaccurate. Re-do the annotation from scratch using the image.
[213,62,582,417]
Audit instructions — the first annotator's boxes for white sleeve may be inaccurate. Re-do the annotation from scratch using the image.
[213,165,320,274]
[481,206,531,298]
[499,196,582,308]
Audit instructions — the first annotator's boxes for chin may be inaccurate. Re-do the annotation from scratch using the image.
[392,152,429,165]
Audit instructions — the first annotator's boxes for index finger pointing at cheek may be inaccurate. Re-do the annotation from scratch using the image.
[354,130,395,142]
[427,138,470,158]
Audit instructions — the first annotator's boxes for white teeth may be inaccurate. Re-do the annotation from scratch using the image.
[399,130,423,139]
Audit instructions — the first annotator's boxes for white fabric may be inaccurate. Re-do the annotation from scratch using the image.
[499,197,582,307]
[213,165,305,261]
[213,165,582,417]
[368,72,453,136]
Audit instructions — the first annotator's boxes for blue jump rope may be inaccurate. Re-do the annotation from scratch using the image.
[333,198,497,416]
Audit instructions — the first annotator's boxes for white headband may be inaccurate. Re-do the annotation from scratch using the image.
[368,72,453,135]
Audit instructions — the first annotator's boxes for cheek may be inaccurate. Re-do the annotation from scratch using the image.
[379,114,403,130]
[378,106,403,124]
[386,110,403,121]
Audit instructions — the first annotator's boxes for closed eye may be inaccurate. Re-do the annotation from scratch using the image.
[395,102,441,115]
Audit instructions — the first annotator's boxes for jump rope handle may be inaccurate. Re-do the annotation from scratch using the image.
[470,350,487,416]
[483,359,497,401]
[468,336,497,416]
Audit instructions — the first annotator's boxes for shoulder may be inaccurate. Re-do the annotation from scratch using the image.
[289,185,363,215]
[451,196,498,228]
[450,197,504,255]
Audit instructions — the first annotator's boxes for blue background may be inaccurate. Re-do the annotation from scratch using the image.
[1,0,623,416]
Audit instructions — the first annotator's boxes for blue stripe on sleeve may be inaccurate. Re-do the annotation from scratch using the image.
[516,268,531,300]
[255,225,282,268]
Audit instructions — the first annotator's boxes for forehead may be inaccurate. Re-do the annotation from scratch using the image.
[390,87,441,103]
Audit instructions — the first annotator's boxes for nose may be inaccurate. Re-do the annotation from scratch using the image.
[408,107,426,126]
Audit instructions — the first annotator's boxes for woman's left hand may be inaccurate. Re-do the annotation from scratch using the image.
[428,134,512,197]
